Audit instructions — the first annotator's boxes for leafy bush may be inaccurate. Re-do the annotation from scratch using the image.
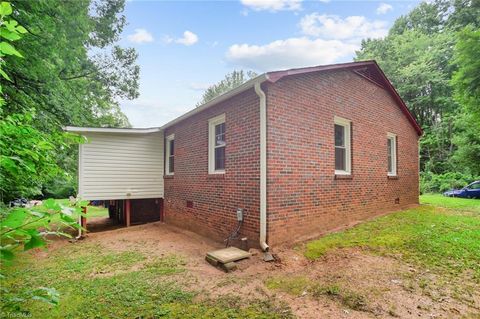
[420,171,479,193]
[1,198,84,311]
[42,177,77,199]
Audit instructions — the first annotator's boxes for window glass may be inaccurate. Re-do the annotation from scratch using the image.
[469,183,480,190]
[387,135,396,175]
[215,146,225,170]
[335,148,345,170]
[387,138,392,173]
[208,114,226,174]
[335,124,344,147]
[214,123,225,170]
[334,123,348,172]
[165,135,174,175]
[215,123,225,147]
[168,139,174,174]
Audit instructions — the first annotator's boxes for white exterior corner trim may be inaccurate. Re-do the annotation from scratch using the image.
[254,81,269,252]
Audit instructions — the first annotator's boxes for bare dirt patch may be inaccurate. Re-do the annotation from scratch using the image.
[37,221,480,318]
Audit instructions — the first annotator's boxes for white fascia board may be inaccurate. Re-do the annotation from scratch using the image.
[65,126,161,134]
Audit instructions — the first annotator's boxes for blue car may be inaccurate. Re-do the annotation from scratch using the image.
[443,181,480,199]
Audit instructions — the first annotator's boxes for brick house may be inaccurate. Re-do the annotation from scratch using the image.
[66,60,422,250]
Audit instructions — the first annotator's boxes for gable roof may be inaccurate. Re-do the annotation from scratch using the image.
[160,60,422,136]
[265,60,422,136]
[66,61,422,136]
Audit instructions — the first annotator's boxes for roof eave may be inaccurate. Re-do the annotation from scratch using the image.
[160,73,269,130]
[64,126,161,134]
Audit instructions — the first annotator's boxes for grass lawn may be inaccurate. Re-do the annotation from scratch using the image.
[2,195,479,318]
[2,243,291,318]
[304,195,480,278]
[420,193,480,212]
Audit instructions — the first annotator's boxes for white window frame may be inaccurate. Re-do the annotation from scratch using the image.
[334,116,351,175]
[165,134,175,175]
[387,132,397,176]
[208,114,226,174]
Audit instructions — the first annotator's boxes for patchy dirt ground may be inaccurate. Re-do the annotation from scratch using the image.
[40,218,480,319]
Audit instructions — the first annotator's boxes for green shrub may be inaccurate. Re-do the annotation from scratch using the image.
[42,177,76,199]
[420,171,479,193]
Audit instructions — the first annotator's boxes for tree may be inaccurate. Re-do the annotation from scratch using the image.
[450,27,480,176]
[196,70,257,106]
[0,0,139,201]
[3,0,138,129]
[355,0,479,177]
[0,2,83,312]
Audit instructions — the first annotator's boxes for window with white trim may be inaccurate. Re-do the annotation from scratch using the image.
[165,134,174,175]
[334,116,351,175]
[208,114,226,174]
[387,133,397,176]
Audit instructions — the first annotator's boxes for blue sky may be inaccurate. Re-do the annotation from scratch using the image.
[119,0,420,127]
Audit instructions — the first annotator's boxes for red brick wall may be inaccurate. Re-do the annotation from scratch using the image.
[266,70,419,245]
[163,89,261,245]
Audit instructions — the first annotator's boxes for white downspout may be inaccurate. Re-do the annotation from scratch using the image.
[254,81,269,252]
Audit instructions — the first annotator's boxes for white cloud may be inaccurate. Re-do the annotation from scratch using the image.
[176,30,199,46]
[127,28,154,44]
[226,37,357,71]
[376,3,393,14]
[240,0,302,12]
[299,13,388,40]
[164,30,199,46]
[226,12,389,71]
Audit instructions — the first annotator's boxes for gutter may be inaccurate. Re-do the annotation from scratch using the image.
[254,81,269,252]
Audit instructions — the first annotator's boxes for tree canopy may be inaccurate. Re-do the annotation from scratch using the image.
[196,70,257,106]
[355,0,480,191]
[0,0,139,202]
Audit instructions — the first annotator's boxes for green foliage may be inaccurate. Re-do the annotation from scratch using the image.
[0,198,84,309]
[450,26,480,176]
[196,70,257,106]
[19,199,107,231]
[0,0,139,203]
[420,171,479,193]
[303,199,480,278]
[4,0,137,128]
[356,0,479,183]
[0,112,83,202]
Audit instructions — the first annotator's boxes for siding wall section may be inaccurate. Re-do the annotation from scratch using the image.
[79,132,164,200]
[266,70,420,245]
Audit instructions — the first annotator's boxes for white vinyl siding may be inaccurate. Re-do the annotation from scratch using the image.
[78,132,164,200]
